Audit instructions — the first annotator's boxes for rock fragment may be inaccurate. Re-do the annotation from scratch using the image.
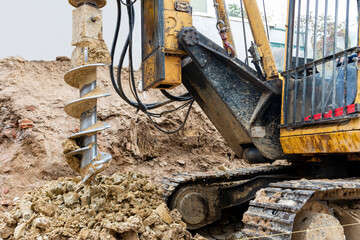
[32,201,56,217]
[13,222,26,239]
[32,217,50,230]
[19,201,33,220]
[156,203,173,224]
[0,221,15,239]
[63,192,80,207]
[0,172,203,239]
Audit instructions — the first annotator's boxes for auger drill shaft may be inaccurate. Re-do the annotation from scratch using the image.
[64,0,112,183]
[80,81,97,168]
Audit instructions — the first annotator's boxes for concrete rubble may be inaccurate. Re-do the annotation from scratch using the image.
[0,172,206,240]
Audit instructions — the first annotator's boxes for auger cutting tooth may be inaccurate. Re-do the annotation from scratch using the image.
[64,64,112,183]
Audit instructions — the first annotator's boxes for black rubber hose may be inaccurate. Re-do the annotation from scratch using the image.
[110,0,173,110]
[161,90,192,102]
[110,0,194,133]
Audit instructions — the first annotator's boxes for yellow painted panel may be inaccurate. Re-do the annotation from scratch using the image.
[213,0,237,57]
[153,55,182,89]
[142,49,162,89]
[243,0,279,79]
[163,8,192,53]
[280,130,360,154]
[280,117,360,138]
[163,0,175,10]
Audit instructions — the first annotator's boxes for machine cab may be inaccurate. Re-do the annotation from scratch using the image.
[279,0,360,156]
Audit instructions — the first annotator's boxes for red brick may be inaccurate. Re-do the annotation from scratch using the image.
[2,187,9,194]
[18,119,34,129]
[3,128,17,139]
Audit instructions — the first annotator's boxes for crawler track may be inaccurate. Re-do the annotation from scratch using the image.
[242,179,360,240]
[161,165,292,201]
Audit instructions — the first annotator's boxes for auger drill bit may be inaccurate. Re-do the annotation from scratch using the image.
[64,0,112,183]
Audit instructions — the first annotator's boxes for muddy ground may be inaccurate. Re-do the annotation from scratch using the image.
[0,56,251,238]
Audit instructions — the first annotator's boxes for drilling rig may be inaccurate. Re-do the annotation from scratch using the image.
[64,0,360,239]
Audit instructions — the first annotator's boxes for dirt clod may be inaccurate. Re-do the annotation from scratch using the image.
[0,172,206,239]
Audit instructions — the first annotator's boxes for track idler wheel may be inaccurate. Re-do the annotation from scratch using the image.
[169,186,221,230]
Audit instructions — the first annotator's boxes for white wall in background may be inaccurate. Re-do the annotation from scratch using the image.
[0,0,141,65]
[0,0,286,70]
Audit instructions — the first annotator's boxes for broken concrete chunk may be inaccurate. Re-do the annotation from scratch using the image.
[32,217,50,230]
[80,195,90,206]
[143,213,161,227]
[154,224,169,232]
[121,231,140,240]
[91,197,105,212]
[0,221,15,239]
[13,222,27,239]
[143,182,155,192]
[112,172,126,185]
[162,224,191,240]
[156,203,173,224]
[64,192,80,207]
[99,228,117,240]
[19,201,33,220]
[63,181,76,192]
[46,182,64,198]
[82,185,100,199]
[32,201,56,217]
[78,228,91,239]
[3,212,17,226]
[103,215,142,233]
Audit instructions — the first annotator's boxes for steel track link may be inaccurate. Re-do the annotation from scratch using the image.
[242,178,360,240]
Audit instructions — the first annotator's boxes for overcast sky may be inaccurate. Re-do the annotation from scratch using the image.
[0,0,357,61]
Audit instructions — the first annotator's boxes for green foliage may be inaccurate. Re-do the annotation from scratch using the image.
[228,3,242,18]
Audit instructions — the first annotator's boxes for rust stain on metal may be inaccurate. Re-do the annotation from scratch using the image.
[281,130,360,154]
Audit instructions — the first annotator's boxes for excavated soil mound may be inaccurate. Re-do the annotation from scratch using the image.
[0,56,249,204]
[0,172,206,240]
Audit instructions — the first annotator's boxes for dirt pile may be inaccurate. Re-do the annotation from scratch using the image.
[0,172,206,240]
[0,56,249,204]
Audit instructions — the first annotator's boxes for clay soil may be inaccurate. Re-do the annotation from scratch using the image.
[0,57,250,238]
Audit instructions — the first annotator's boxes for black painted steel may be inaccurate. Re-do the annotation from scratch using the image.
[178,27,284,160]
[293,0,302,123]
[321,0,329,114]
[301,0,310,122]
[332,0,339,109]
[284,0,296,124]
[311,0,319,119]
[344,0,350,115]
